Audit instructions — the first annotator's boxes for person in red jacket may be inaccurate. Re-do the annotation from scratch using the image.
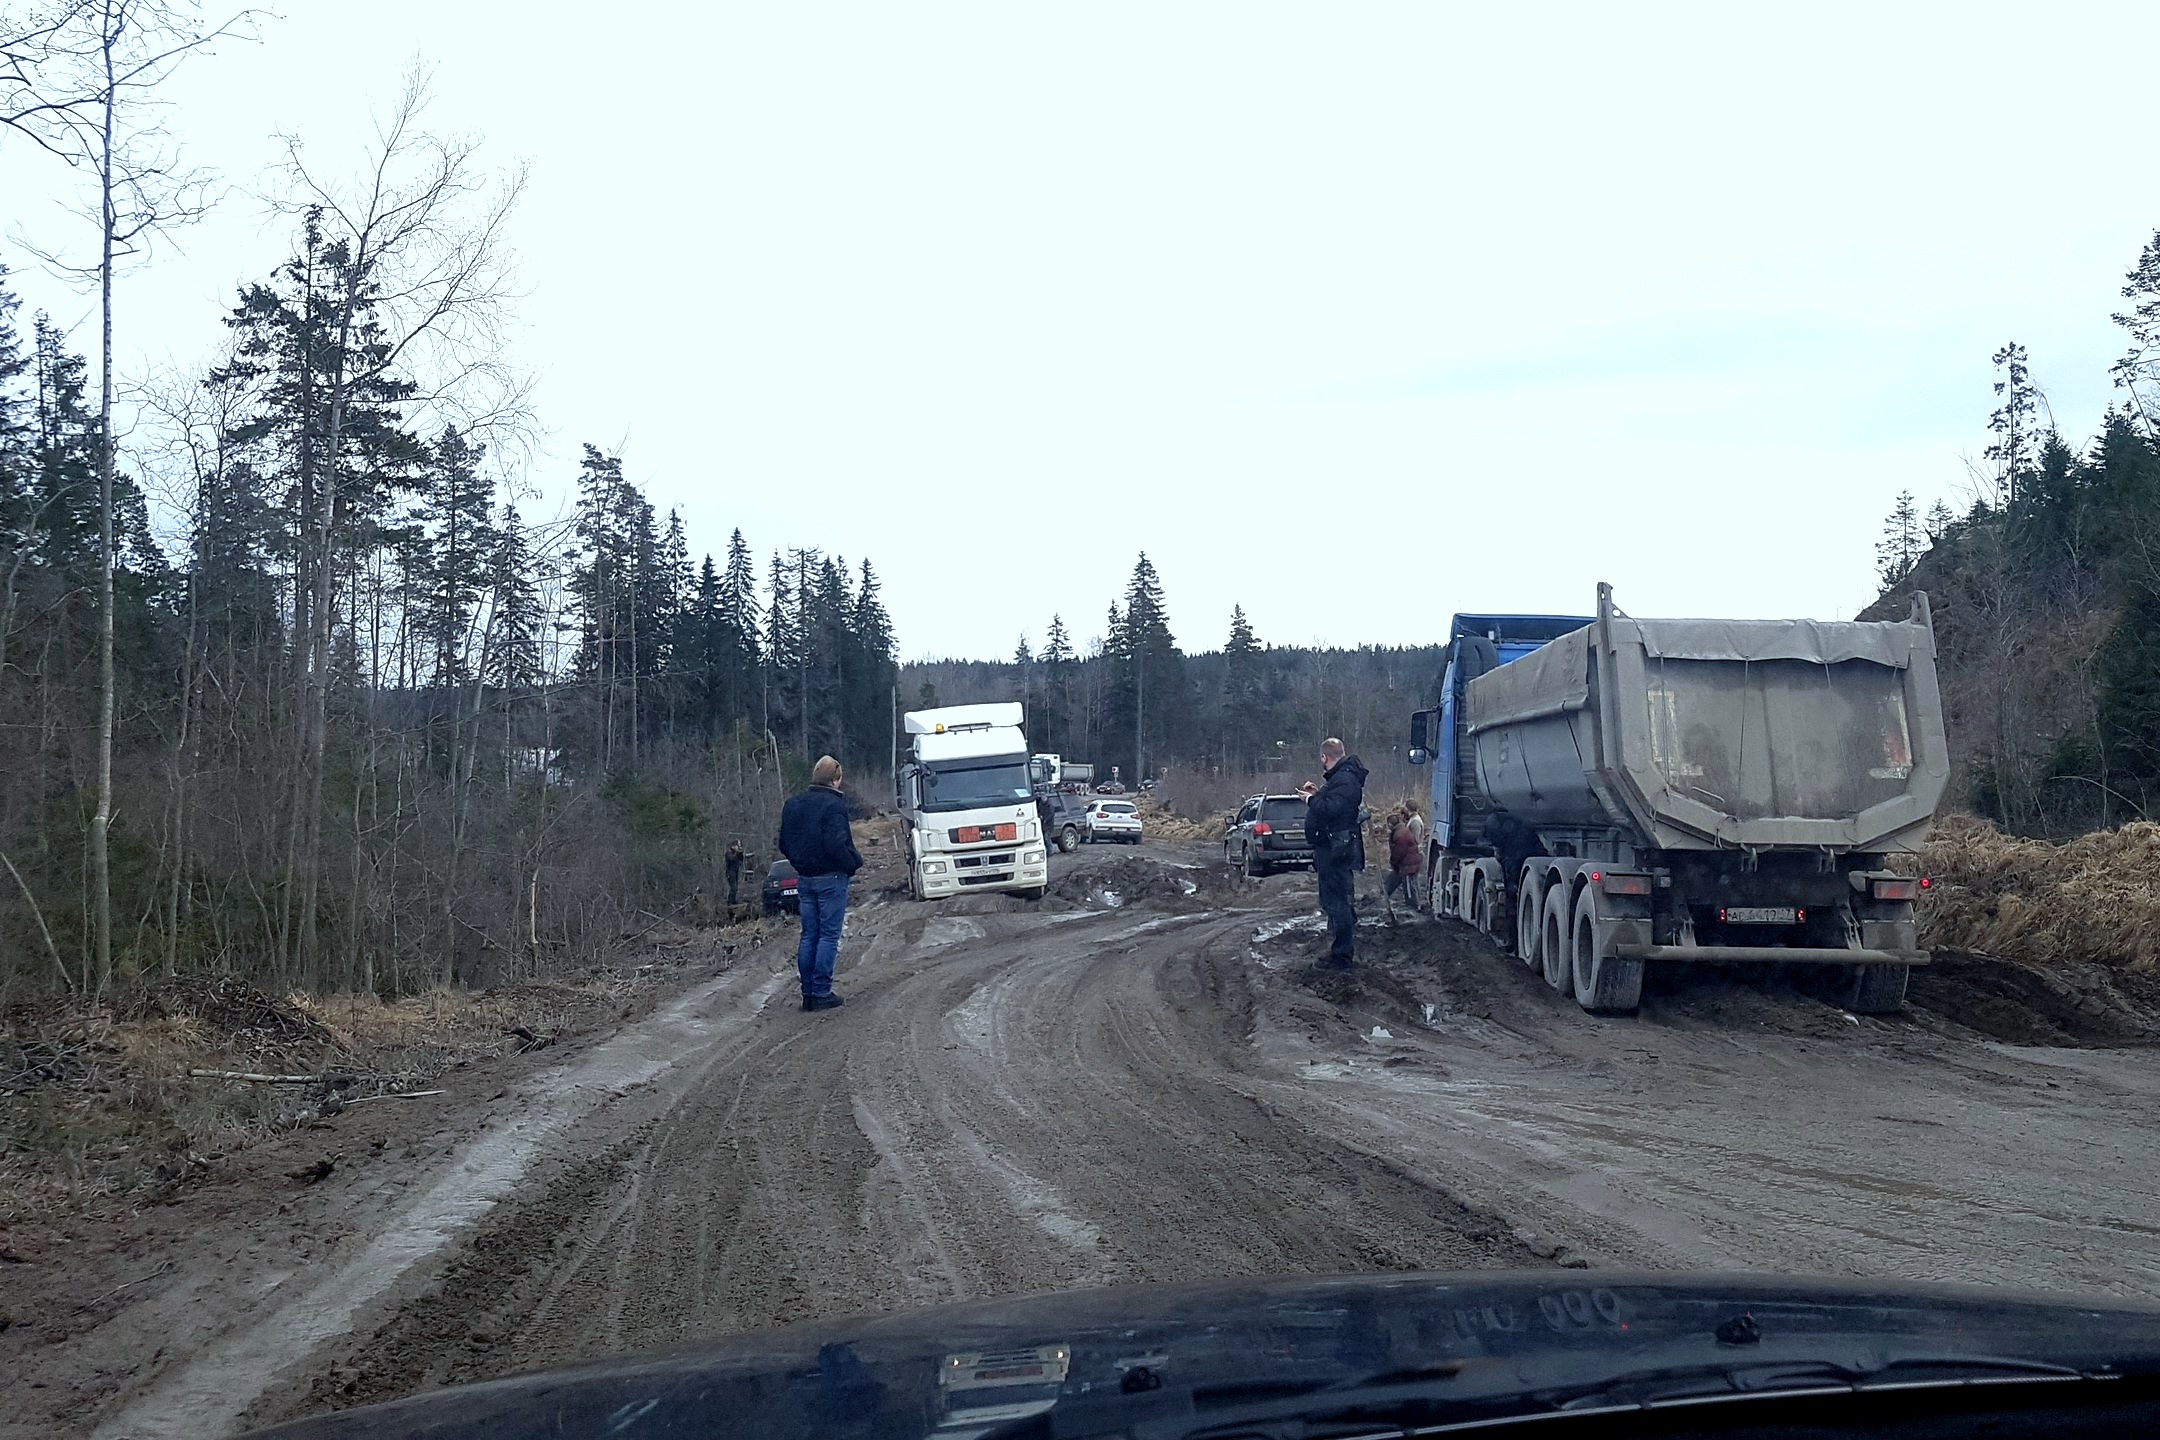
[1384,808,1422,922]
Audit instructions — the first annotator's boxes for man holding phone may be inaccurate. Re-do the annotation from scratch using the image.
[1301,737,1369,968]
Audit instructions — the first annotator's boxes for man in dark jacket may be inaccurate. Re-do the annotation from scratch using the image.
[777,755,864,1011]
[724,840,747,910]
[1300,738,1369,968]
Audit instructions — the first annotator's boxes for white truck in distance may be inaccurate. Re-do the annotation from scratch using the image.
[897,703,1050,902]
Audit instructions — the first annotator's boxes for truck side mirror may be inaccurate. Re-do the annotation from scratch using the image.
[1409,748,1429,766]
[1409,709,1431,754]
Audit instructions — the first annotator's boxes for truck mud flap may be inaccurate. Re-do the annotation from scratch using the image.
[1614,945,1929,966]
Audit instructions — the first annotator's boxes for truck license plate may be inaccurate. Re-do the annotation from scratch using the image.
[1724,907,1797,924]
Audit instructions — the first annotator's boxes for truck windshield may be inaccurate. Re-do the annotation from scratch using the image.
[922,758,1034,812]
[1645,657,1914,820]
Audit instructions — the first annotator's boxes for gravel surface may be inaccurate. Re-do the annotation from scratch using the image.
[13,839,2160,1438]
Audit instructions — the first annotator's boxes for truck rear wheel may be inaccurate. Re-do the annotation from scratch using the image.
[1516,877,1542,966]
[1541,884,1574,997]
[1571,886,1643,1015]
[1840,962,1910,1014]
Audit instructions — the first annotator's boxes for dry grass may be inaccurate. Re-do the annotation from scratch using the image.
[1136,796,1219,842]
[1917,814,2160,969]
[0,945,730,1224]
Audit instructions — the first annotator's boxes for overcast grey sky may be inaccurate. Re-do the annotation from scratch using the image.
[6,1,2158,659]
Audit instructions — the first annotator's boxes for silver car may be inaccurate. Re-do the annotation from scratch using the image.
[1083,799,1144,844]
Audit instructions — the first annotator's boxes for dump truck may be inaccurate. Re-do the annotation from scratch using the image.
[1408,584,1947,1015]
[1028,754,1096,794]
[897,702,1050,901]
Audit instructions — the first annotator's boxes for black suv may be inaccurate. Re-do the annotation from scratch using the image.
[761,859,800,916]
[1039,793,1091,854]
[1223,793,1313,876]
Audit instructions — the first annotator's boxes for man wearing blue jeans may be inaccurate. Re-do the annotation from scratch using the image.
[777,755,865,1012]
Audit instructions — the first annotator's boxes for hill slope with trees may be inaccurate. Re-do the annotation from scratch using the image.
[1867,230,2160,835]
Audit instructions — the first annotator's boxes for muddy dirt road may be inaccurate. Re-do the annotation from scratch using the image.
[25,840,2160,1438]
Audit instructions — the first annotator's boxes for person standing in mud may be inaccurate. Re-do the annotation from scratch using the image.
[778,756,864,1011]
[1402,800,1429,910]
[1384,809,1421,922]
[725,839,747,911]
[1300,737,1368,968]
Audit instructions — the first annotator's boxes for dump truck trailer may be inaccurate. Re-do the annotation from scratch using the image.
[1409,584,1948,1015]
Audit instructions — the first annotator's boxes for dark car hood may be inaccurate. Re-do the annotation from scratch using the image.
[246,1270,2160,1439]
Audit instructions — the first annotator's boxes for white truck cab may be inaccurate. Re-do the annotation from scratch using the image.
[897,702,1050,901]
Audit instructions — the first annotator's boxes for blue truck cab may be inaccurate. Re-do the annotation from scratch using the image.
[1408,613,1590,860]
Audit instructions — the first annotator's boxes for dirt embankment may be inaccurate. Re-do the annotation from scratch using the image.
[1256,882,2160,1053]
[0,923,774,1229]
[1919,814,2160,968]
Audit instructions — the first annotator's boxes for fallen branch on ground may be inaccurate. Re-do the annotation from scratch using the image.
[187,1068,320,1083]
[342,1089,444,1105]
[76,1260,175,1312]
[503,1025,555,1053]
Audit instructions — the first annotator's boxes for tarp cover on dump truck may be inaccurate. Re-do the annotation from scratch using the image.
[1630,616,1929,667]
[1465,616,1934,735]
[1464,626,1591,734]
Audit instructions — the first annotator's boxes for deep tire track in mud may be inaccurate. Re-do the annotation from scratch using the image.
[258,887,1546,1426]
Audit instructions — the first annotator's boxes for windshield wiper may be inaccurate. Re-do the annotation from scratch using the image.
[1540,1352,2088,1409]
[1138,1353,2100,1440]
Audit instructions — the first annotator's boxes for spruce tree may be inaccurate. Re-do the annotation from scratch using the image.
[1042,614,1071,664]
[414,424,497,684]
[764,550,794,742]
[1986,342,2039,504]
[489,504,543,690]
[0,266,32,540]
[688,552,723,736]
[1876,490,1921,589]
[719,528,760,724]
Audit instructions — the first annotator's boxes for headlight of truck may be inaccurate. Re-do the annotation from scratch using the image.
[924,860,948,874]
[1022,848,1044,864]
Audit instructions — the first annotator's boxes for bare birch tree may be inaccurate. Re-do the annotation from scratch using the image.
[3,0,259,995]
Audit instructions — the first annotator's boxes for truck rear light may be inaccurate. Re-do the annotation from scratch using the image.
[1593,871,1651,897]
[1251,822,1272,836]
[1871,878,1921,901]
